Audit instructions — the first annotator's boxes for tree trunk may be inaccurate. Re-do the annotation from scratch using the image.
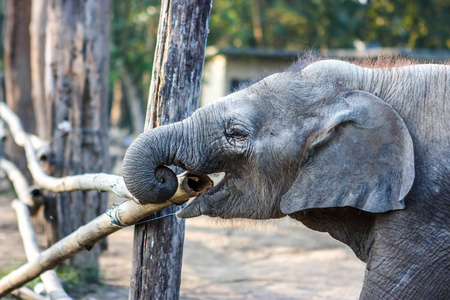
[251,1,263,47]
[44,0,110,278]
[122,67,145,134]
[30,0,48,140]
[129,1,212,299]
[3,0,33,180]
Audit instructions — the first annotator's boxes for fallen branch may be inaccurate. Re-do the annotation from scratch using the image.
[0,156,70,299]
[0,102,46,151]
[0,169,206,296]
[11,286,48,300]
[12,200,71,300]
[0,158,36,208]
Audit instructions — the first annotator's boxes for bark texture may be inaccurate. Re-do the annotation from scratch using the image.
[30,0,48,140]
[3,0,33,180]
[129,0,212,298]
[44,0,110,275]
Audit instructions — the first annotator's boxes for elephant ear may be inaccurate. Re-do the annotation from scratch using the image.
[280,90,415,214]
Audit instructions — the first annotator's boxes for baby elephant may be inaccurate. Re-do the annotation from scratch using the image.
[123,59,450,299]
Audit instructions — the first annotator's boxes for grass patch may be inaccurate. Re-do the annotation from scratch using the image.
[0,264,104,299]
[56,265,104,298]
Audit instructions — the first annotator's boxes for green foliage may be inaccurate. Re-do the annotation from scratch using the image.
[110,0,161,99]
[363,0,450,49]
[208,0,449,49]
[0,264,103,298]
[107,0,448,132]
[56,265,104,297]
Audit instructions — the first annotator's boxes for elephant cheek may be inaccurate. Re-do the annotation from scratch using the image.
[177,189,231,218]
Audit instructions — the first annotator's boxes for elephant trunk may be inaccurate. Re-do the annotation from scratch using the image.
[122,123,183,204]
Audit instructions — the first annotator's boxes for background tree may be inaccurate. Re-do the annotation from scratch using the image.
[110,0,160,132]
[3,0,33,181]
[207,0,449,50]
[43,0,111,279]
[363,0,450,49]
[30,0,47,140]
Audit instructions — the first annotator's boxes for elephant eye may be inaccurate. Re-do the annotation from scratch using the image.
[225,123,249,146]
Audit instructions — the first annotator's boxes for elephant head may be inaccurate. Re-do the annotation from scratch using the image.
[123,60,415,221]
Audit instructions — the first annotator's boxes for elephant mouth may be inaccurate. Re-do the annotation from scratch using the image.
[178,172,228,217]
[186,172,227,199]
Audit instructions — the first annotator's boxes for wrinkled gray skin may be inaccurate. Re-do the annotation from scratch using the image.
[123,60,450,299]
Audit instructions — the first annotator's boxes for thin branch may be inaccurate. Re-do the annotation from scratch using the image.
[0,159,36,208]
[12,199,72,300]
[0,102,46,151]
[11,286,48,300]
[24,136,135,199]
[0,156,69,298]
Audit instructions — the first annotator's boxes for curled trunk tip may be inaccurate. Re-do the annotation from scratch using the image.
[122,130,178,204]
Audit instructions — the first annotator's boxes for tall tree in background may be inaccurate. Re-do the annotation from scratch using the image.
[129,0,212,298]
[207,0,449,50]
[3,0,33,179]
[44,0,110,278]
[363,0,450,49]
[110,0,160,133]
[30,0,48,140]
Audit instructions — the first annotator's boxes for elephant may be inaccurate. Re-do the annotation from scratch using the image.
[123,59,450,299]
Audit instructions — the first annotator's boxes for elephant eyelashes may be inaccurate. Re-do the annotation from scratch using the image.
[224,123,250,145]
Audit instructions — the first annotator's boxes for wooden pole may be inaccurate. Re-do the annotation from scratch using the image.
[129,1,212,299]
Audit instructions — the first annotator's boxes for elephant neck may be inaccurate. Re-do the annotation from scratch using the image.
[358,64,449,117]
[289,207,375,262]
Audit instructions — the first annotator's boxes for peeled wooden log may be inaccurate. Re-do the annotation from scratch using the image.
[11,286,47,300]
[0,157,69,298]
[0,102,46,151]
[0,159,36,208]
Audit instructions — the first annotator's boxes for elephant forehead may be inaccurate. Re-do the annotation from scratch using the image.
[212,92,259,115]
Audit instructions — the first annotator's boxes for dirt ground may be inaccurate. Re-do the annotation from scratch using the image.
[0,186,366,300]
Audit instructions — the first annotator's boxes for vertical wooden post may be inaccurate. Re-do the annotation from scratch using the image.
[129,0,212,299]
